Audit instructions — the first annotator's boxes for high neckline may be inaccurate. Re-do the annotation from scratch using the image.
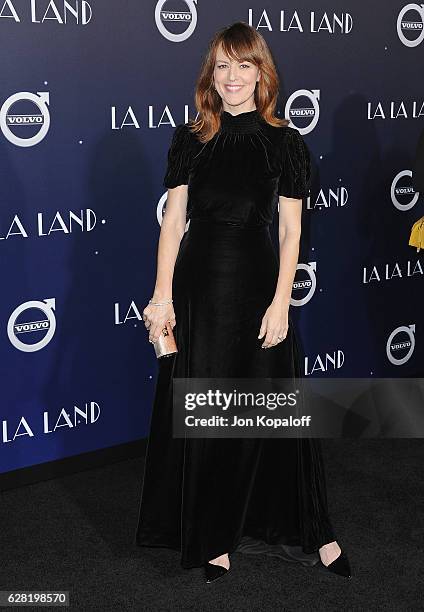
[219,108,262,134]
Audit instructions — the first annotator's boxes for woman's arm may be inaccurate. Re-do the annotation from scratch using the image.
[258,196,302,348]
[152,185,188,300]
[143,184,188,343]
[273,196,302,307]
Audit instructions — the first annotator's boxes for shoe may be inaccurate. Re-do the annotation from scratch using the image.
[204,560,230,583]
[320,550,352,578]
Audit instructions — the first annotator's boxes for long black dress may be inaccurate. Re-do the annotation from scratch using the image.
[135,108,336,569]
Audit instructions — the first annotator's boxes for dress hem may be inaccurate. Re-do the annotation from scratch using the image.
[135,530,326,569]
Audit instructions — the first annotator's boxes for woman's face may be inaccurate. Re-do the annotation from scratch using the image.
[213,46,260,112]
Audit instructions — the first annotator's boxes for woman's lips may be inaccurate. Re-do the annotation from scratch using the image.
[224,85,243,93]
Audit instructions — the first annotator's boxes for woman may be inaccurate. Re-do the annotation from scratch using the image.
[135,22,351,583]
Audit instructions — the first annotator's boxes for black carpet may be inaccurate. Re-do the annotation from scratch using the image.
[1,440,423,611]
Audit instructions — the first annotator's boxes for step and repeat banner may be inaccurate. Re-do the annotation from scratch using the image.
[0,2,423,475]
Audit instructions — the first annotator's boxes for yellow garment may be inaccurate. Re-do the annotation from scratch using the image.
[409,216,424,252]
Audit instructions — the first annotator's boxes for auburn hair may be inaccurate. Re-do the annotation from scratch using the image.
[188,21,289,142]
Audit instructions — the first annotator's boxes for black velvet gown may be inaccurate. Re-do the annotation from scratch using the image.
[135,108,336,569]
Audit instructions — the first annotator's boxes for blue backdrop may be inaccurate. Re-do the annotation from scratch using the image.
[1,1,423,474]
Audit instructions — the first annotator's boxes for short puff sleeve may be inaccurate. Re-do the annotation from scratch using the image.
[278,128,311,199]
[163,123,193,188]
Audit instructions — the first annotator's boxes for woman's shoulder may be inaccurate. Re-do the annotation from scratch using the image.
[275,125,310,158]
[163,122,197,188]
[168,121,199,150]
[260,119,306,147]
[165,122,197,160]
[170,121,193,140]
[174,118,199,136]
[278,124,306,142]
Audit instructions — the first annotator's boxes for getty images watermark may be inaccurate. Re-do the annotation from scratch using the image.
[172,377,424,438]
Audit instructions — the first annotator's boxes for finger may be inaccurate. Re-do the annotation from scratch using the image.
[270,328,281,347]
[258,318,267,340]
[262,328,275,348]
[270,330,280,346]
[272,331,282,346]
[265,331,278,348]
[279,326,288,341]
[149,323,162,343]
[275,328,284,344]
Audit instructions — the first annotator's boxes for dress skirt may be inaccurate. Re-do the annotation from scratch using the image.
[135,218,336,569]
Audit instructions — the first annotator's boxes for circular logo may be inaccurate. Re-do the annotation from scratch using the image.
[155,0,198,42]
[285,89,320,135]
[0,92,50,147]
[391,170,420,210]
[7,298,56,352]
[386,325,415,365]
[397,3,424,47]
[290,262,317,306]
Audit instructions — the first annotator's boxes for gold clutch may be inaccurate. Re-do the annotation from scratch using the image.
[153,322,178,359]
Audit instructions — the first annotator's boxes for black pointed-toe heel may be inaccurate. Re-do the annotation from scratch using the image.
[204,561,230,583]
[321,550,352,578]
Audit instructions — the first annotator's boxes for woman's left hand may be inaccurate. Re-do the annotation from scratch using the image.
[258,301,289,348]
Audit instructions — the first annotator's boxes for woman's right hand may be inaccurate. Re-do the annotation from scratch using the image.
[142,302,176,344]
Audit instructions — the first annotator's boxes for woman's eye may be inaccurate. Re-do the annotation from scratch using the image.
[217,63,251,69]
